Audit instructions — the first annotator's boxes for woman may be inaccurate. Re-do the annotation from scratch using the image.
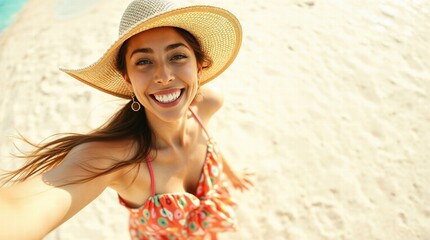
[0,0,253,239]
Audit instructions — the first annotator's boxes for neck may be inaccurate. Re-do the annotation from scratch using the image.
[145,109,189,149]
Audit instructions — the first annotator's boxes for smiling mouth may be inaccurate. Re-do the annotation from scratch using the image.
[151,89,183,104]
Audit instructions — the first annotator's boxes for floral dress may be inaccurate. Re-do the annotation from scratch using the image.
[119,109,237,240]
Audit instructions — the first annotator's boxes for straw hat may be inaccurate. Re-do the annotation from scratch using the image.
[60,0,242,99]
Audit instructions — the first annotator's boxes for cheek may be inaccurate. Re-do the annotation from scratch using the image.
[178,64,199,85]
[128,71,151,88]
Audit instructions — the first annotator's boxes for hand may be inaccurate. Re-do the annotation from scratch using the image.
[218,152,254,191]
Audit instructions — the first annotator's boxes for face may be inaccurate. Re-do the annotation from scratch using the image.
[123,27,201,122]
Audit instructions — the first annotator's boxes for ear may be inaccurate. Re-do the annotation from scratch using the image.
[197,65,203,80]
[122,73,133,92]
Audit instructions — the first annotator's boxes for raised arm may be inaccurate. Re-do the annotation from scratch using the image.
[0,142,123,240]
[192,83,225,122]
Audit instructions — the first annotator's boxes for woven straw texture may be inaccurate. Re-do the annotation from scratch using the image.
[60,0,242,99]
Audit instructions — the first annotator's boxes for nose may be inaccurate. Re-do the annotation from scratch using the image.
[154,63,174,85]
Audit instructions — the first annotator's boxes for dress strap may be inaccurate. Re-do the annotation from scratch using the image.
[189,107,212,140]
[146,155,156,197]
[145,108,208,197]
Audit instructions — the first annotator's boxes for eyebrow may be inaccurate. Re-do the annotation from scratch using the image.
[130,43,189,58]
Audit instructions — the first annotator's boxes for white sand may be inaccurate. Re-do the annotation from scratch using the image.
[1,0,429,239]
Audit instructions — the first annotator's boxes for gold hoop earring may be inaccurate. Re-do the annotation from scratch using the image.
[131,93,141,112]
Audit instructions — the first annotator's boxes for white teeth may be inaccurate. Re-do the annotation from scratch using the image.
[154,90,181,103]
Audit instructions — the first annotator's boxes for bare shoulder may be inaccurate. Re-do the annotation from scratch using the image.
[69,140,134,161]
[55,139,135,185]
[192,83,224,122]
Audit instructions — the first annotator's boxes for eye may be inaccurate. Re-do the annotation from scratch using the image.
[136,59,152,65]
[171,54,187,61]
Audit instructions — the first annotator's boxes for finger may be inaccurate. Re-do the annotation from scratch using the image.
[243,179,254,187]
[235,182,251,191]
[243,171,256,176]
[233,182,247,191]
[238,177,253,186]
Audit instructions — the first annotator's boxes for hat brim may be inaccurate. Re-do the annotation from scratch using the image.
[59,5,242,99]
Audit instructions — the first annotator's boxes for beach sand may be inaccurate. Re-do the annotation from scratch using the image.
[1,0,429,239]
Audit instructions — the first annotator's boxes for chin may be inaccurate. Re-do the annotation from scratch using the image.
[156,107,189,123]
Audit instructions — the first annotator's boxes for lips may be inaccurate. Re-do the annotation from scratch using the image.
[151,89,183,105]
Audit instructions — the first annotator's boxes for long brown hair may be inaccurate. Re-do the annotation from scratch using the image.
[0,27,212,186]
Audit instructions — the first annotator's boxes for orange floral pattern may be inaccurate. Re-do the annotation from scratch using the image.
[119,143,237,240]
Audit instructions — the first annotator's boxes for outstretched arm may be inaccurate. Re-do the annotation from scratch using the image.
[0,142,121,240]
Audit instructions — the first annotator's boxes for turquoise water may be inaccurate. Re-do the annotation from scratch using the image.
[0,0,28,32]
[0,0,102,32]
